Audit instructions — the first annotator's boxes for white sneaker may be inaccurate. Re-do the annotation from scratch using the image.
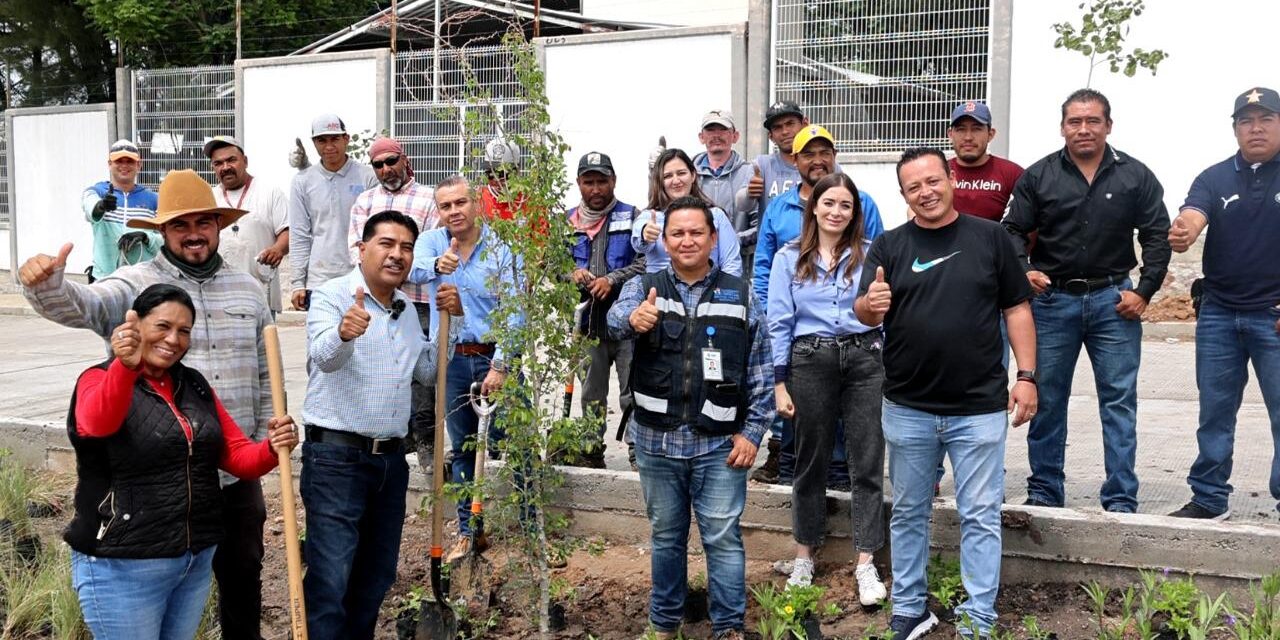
[855,562,887,606]
[786,557,814,587]
[771,559,793,576]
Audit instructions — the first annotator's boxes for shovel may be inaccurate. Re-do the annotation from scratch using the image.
[450,382,496,609]
[418,311,458,639]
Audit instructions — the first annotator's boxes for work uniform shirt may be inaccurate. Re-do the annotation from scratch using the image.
[347,177,438,303]
[1003,145,1171,301]
[288,158,378,294]
[950,155,1024,221]
[214,179,289,313]
[1181,151,1280,310]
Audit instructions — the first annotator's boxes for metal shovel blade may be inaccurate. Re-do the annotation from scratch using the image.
[414,597,459,640]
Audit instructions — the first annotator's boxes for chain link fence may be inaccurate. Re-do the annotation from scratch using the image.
[772,0,992,155]
[131,65,236,189]
[393,46,530,188]
[0,117,9,230]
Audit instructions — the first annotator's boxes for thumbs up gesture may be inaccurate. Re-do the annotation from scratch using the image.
[18,243,74,288]
[630,287,661,333]
[866,266,892,315]
[339,286,372,341]
[642,217,661,243]
[1168,215,1194,253]
[747,162,764,198]
[436,238,461,275]
[111,309,142,370]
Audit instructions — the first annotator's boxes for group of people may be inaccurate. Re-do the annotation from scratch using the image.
[15,82,1280,640]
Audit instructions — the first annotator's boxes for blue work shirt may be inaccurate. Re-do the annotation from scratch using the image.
[408,223,522,365]
[1182,151,1280,310]
[753,186,884,309]
[631,206,743,276]
[303,268,458,438]
[766,240,877,381]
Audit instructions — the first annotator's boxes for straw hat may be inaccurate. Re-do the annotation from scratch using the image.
[126,169,247,230]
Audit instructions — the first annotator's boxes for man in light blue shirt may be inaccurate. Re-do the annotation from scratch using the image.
[300,210,460,640]
[408,174,521,559]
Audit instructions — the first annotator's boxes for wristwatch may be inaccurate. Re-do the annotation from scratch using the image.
[1016,369,1038,385]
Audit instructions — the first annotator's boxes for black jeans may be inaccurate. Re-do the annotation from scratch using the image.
[787,332,886,551]
[212,478,267,640]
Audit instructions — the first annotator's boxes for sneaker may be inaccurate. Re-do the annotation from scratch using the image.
[637,629,678,640]
[1167,501,1230,521]
[786,557,814,587]
[887,611,938,640]
[713,630,745,640]
[771,559,793,576]
[854,562,887,606]
[750,437,781,483]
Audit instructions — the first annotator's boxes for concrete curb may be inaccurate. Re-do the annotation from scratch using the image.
[7,419,1275,587]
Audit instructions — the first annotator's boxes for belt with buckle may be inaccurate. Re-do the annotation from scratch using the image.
[455,342,496,356]
[305,425,404,455]
[1053,274,1124,295]
[795,328,884,350]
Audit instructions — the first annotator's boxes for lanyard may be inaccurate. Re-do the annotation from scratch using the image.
[221,175,253,211]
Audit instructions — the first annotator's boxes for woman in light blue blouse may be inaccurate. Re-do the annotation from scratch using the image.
[767,172,887,605]
[632,148,742,276]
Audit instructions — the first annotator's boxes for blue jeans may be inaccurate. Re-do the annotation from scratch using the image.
[301,440,410,640]
[1026,281,1142,511]
[883,400,1006,634]
[71,546,216,640]
[1188,300,1280,514]
[446,352,506,535]
[635,439,748,634]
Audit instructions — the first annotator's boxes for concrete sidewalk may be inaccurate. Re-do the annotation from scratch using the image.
[0,308,1274,524]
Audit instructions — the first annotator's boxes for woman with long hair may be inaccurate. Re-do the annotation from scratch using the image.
[766,172,887,605]
[64,283,298,640]
[632,147,742,276]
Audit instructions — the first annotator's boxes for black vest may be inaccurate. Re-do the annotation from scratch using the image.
[64,360,226,558]
[630,269,752,436]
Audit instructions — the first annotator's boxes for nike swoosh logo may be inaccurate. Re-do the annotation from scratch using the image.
[911,251,962,273]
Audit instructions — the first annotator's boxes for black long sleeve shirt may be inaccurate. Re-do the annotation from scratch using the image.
[1002,145,1171,300]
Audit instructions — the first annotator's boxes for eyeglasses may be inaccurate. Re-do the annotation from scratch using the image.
[371,154,401,170]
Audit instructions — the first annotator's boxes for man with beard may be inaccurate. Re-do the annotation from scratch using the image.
[947,101,1024,221]
[206,136,289,316]
[346,136,439,466]
[301,210,461,640]
[288,114,378,310]
[750,125,884,486]
[20,169,275,640]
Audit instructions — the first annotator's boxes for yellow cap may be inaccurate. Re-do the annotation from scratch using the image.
[791,124,835,155]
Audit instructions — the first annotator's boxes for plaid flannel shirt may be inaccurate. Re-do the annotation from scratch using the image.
[347,177,439,303]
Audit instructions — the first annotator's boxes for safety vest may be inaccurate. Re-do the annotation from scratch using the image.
[571,202,638,273]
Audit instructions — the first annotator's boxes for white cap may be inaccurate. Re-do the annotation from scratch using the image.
[483,137,520,169]
[310,114,347,138]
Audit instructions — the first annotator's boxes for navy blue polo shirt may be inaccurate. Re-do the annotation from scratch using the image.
[1182,152,1280,310]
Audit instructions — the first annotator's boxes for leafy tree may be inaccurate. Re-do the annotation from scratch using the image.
[0,0,114,106]
[1052,0,1169,86]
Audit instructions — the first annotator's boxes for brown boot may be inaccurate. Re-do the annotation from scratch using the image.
[750,437,781,483]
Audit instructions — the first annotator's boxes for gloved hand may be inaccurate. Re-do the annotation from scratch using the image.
[91,192,118,220]
[117,232,150,262]
[289,137,311,170]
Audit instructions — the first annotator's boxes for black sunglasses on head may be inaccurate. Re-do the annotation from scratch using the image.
[371,154,401,170]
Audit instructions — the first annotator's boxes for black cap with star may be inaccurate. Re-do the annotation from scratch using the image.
[1232,87,1280,118]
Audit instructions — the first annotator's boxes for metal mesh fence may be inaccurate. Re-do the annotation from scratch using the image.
[131,66,236,189]
[0,117,8,229]
[772,0,992,155]
[394,46,530,188]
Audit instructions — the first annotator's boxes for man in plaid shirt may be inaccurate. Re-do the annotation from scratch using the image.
[607,197,774,640]
[347,136,440,468]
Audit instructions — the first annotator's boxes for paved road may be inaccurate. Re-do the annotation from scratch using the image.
[0,312,1275,524]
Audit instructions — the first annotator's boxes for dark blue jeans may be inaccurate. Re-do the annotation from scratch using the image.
[446,352,505,535]
[301,440,410,640]
[1188,300,1280,514]
[1025,281,1142,512]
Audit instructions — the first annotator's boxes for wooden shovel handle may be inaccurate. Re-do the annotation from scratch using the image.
[264,325,307,640]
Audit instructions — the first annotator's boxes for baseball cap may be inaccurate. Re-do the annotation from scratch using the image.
[108,139,140,162]
[1232,87,1280,118]
[577,151,614,177]
[950,101,993,126]
[763,100,805,129]
[701,110,736,130]
[310,114,348,138]
[791,124,835,155]
[202,135,244,158]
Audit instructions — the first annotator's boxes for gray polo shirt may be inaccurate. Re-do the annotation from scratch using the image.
[287,157,378,293]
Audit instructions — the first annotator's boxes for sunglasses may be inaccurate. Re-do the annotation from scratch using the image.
[371,154,401,170]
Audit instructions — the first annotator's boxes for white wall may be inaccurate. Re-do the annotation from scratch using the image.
[1007,0,1280,214]
[583,0,748,27]
[545,32,738,207]
[0,230,10,272]
[11,110,112,275]
[843,162,908,230]
[241,58,380,196]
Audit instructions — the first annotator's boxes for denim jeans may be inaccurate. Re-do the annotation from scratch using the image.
[770,417,851,484]
[300,440,410,640]
[883,400,1006,633]
[581,337,633,444]
[1026,281,1142,511]
[1188,300,1280,514]
[212,479,266,640]
[72,545,216,640]
[635,439,748,634]
[446,352,504,535]
[788,334,885,551]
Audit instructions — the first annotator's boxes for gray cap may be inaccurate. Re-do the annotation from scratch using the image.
[202,135,244,158]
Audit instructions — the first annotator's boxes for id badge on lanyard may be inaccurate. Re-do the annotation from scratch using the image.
[702,325,723,382]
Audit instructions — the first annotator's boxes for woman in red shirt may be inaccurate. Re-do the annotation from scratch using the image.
[65,283,298,640]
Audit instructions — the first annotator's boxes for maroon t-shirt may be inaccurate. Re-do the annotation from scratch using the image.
[950,155,1024,221]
